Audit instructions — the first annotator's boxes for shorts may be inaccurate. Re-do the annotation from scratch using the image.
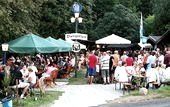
[101,69,109,78]
[88,67,96,76]
[12,82,30,88]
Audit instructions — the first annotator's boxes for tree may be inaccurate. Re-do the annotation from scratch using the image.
[152,0,170,35]
[117,0,140,12]
[144,15,154,36]
[136,0,153,17]
[93,4,139,42]
[0,0,43,42]
[93,0,116,20]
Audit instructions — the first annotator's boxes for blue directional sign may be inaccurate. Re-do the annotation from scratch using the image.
[72,2,82,13]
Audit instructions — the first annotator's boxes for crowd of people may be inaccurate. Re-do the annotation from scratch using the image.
[0,53,77,99]
[85,47,170,90]
[0,47,170,99]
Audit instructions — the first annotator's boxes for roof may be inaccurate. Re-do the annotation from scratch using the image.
[148,36,161,43]
[95,34,131,44]
[107,44,134,48]
[148,29,170,44]
[138,43,152,48]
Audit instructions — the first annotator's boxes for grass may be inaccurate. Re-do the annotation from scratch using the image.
[13,91,63,107]
[129,85,170,97]
[154,85,170,97]
[11,69,87,106]
[68,69,88,85]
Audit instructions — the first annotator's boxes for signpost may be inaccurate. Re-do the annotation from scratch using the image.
[72,2,82,13]
[65,33,88,41]
[72,42,81,52]
[70,2,85,78]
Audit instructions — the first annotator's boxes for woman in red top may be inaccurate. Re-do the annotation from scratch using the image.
[126,53,135,77]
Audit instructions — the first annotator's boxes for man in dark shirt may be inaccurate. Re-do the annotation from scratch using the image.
[164,47,170,68]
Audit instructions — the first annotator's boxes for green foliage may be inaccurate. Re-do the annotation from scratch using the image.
[152,0,170,34]
[0,75,12,98]
[94,4,139,42]
[117,0,140,12]
[68,70,87,85]
[93,0,116,20]
[0,0,169,43]
[156,86,170,97]
[136,0,153,17]
[0,0,43,42]
[13,91,63,107]
[144,15,155,36]
[39,0,72,38]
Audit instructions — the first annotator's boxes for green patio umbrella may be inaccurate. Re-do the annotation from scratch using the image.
[57,38,71,48]
[46,37,71,52]
[8,33,60,53]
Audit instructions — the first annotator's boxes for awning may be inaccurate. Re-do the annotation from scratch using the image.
[96,34,131,44]
[138,43,152,48]
[107,44,134,48]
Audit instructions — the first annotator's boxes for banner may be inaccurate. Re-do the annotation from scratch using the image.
[140,12,143,44]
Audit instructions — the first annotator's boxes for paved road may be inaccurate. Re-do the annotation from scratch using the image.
[96,97,170,107]
[48,82,123,107]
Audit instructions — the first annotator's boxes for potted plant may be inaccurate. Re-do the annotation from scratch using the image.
[0,72,14,107]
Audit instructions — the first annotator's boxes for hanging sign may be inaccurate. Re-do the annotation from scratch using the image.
[72,2,82,13]
[72,42,81,52]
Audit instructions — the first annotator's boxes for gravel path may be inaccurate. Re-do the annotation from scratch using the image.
[49,82,122,107]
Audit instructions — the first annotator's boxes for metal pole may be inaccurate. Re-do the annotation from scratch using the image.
[74,18,78,78]
[75,18,78,34]
[3,51,6,65]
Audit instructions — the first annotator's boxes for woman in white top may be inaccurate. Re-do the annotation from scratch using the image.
[27,68,37,87]
[146,63,160,89]
[114,61,129,83]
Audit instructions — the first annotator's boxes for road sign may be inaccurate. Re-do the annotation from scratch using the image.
[65,33,88,40]
[72,42,80,52]
[72,2,82,13]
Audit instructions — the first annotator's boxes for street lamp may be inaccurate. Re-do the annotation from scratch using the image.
[71,2,83,78]
[70,13,83,33]
[1,43,9,65]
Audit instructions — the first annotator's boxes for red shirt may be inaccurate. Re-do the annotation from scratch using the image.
[88,54,97,68]
[126,57,133,66]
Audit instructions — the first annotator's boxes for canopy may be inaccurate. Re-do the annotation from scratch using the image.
[46,37,71,52]
[107,44,134,48]
[8,33,60,53]
[95,34,131,44]
[138,43,152,49]
[65,39,87,50]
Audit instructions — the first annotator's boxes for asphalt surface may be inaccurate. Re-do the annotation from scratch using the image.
[96,97,170,107]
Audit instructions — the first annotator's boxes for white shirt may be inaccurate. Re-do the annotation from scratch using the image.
[28,65,38,73]
[27,72,37,84]
[146,68,160,83]
[114,66,129,82]
[101,54,110,70]
[158,55,164,65]
[70,57,75,67]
